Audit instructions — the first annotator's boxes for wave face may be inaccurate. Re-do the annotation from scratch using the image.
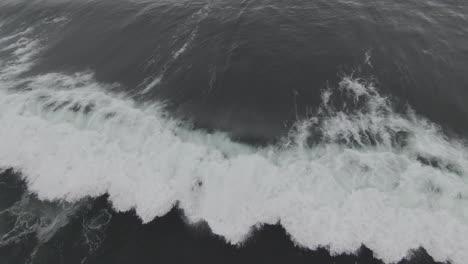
[1,1,468,263]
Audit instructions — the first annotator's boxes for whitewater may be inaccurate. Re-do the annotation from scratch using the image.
[1,14,468,264]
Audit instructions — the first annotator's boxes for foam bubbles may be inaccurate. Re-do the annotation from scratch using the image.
[0,24,468,264]
[0,192,81,247]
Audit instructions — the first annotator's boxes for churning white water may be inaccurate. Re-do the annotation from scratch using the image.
[0,20,467,264]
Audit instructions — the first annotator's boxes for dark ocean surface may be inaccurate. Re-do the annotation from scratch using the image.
[0,0,467,263]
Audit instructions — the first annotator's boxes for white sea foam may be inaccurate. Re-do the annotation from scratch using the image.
[140,75,162,94]
[0,26,468,264]
[138,2,210,94]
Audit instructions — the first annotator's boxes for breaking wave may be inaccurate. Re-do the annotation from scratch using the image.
[0,18,468,264]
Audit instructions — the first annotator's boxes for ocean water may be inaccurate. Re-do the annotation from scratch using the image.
[0,0,468,263]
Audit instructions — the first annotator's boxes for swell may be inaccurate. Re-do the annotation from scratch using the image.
[5,0,468,143]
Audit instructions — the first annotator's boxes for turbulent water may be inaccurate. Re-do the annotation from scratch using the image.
[0,0,468,263]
